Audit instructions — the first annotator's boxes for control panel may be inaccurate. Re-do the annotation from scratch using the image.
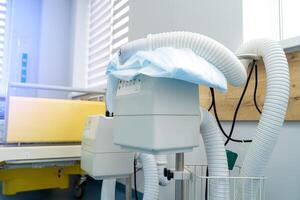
[116,78,142,96]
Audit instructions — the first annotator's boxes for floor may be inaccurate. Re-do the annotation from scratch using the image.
[0,177,142,200]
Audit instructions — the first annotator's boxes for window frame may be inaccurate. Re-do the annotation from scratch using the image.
[243,0,300,50]
[0,0,11,95]
[86,0,129,90]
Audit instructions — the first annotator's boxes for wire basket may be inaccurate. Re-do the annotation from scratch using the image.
[185,165,266,200]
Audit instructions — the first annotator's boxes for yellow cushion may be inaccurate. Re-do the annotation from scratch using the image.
[7,96,106,143]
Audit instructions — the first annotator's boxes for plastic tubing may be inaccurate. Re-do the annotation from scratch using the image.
[200,107,230,200]
[119,31,247,87]
[101,179,116,200]
[155,155,170,186]
[235,39,290,200]
[139,153,159,200]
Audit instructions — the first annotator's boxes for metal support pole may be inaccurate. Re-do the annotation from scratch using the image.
[8,82,105,94]
[125,175,132,200]
[175,153,185,200]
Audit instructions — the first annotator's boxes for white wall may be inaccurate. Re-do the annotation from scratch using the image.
[129,0,243,51]
[8,0,74,98]
[243,0,280,41]
[70,0,89,89]
[8,0,42,96]
[38,0,73,98]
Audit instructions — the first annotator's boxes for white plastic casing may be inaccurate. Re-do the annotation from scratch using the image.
[113,75,201,154]
[81,116,134,179]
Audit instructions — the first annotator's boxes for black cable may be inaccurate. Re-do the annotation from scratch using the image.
[206,90,212,200]
[209,61,257,145]
[223,61,256,145]
[253,63,262,114]
[208,95,213,111]
[134,158,139,200]
[224,61,256,145]
[205,168,209,200]
[210,88,252,144]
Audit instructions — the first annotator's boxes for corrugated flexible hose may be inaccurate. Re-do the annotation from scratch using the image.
[235,39,290,199]
[155,155,170,186]
[119,31,247,87]
[200,107,230,200]
[139,153,159,200]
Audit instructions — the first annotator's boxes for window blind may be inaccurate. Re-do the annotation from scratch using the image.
[87,0,129,89]
[0,0,7,83]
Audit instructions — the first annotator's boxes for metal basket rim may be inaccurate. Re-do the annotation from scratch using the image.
[194,175,267,180]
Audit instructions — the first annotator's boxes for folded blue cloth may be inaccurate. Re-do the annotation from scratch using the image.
[106,47,227,112]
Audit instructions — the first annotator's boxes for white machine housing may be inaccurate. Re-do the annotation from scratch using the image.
[81,115,134,179]
[113,75,201,154]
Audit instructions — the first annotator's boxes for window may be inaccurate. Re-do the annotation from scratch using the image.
[243,0,300,42]
[0,0,7,86]
[87,0,129,89]
[281,0,300,39]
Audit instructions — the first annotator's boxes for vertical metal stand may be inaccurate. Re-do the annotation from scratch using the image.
[125,175,132,200]
[175,153,185,200]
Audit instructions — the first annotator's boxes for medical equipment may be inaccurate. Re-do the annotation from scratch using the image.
[110,31,247,200]
[113,75,201,154]
[81,115,134,200]
[106,47,228,112]
[108,31,289,200]
[112,32,247,154]
[81,115,134,179]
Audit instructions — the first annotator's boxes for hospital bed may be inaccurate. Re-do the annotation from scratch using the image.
[0,82,106,195]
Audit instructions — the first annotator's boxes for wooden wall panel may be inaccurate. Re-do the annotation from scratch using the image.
[199,51,300,121]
